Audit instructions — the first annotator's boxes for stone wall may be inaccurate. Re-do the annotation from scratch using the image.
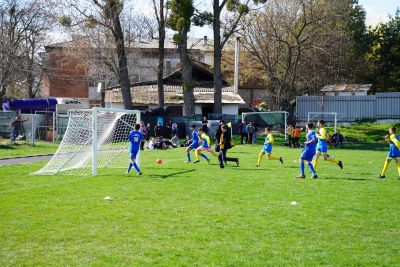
[238,88,272,109]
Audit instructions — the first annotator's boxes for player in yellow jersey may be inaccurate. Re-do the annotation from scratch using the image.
[378,126,400,179]
[255,127,283,167]
[193,128,218,163]
[313,120,343,172]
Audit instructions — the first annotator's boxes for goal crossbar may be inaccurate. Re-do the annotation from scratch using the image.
[307,112,345,134]
[32,107,141,176]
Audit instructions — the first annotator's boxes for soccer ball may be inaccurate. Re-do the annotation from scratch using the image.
[156,158,162,164]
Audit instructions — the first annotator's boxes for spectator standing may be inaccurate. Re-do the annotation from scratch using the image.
[11,116,28,143]
[145,123,151,149]
[286,124,294,148]
[166,120,172,138]
[139,121,147,150]
[201,116,208,133]
[238,120,248,144]
[253,122,260,144]
[293,126,301,148]
[246,121,255,144]
[154,122,163,137]
[171,121,178,137]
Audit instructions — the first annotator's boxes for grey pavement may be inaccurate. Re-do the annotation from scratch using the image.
[0,155,53,166]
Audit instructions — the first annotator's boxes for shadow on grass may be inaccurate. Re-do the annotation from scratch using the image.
[0,144,15,149]
[148,169,196,179]
[322,177,372,181]
[341,142,388,151]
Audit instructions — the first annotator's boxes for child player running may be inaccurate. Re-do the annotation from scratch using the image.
[126,123,146,175]
[185,124,200,163]
[313,119,343,171]
[255,127,283,167]
[297,122,318,179]
[193,128,218,164]
[378,126,400,179]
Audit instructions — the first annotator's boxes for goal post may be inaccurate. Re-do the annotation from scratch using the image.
[307,112,345,135]
[32,107,141,176]
[242,111,289,140]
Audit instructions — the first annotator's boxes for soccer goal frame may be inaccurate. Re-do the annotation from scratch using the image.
[242,111,289,140]
[307,112,345,134]
[32,107,141,176]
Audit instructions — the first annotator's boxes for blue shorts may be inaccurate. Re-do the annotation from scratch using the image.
[262,147,272,154]
[300,152,314,162]
[189,142,200,150]
[316,144,328,153]
[388,151,400,159]
[130,151,139,159]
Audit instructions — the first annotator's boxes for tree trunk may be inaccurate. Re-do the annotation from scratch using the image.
[213,4,222,114]
[27,47,35,98]
[178,33,195,116]
[157,0,165,108]
[111,11,133,110]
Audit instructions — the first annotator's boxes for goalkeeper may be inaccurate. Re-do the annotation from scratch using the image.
[126,124,146,175]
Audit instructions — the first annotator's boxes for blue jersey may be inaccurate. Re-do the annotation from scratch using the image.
[302,129,317,155]
[128,130,145,152]
[191,129,199,145]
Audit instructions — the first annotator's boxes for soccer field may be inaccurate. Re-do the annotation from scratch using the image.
[1,143,400,266]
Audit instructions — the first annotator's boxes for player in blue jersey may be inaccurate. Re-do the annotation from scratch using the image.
[193,128,218,163]
[185,124,200,163]
[313,120,343,171]
[126,124,146,175]
[378,126,400,179]
[297,122,318,179]
[255,127,283,167]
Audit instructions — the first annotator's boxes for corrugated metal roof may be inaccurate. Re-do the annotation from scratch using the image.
[320,84,372,92]
[105,88,244,105]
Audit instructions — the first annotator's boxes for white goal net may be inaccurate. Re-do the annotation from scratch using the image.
[32,108,140,176]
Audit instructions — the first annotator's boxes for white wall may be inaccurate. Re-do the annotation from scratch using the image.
[75,98,90,108]
[222,104,239,115]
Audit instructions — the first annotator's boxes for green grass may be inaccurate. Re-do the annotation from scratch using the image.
[0,140,60,158]
[1,129,400,266]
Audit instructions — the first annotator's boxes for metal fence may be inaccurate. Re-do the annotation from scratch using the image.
[296,92,400,122]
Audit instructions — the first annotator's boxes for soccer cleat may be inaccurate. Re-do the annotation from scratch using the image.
[185,161,191,163]
[378,175,386,178]
[207,159,210,164]
[125,171,129,175]
[236,158,239,166]
[193,159,200,163]
[220,166,224,169]
[255,165,259,167]
[338,161,343,169]
[137,172,142,176]
[312,175,318,179]
[296,174,305,178]
[279,157,284,164]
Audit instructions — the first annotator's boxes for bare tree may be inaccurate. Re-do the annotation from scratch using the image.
[0,0,53,100]
[151,0,168,108]
[57,0,138,110]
